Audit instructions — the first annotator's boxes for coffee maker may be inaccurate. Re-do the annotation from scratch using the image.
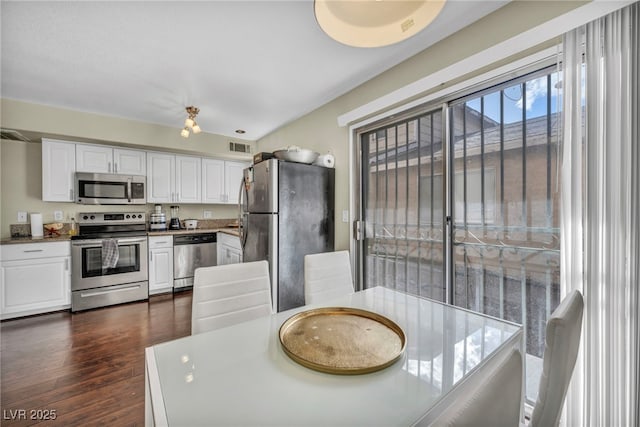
[169,205,181,230]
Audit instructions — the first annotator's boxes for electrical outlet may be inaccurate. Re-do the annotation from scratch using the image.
[17,211,27,223]
[54,210,64,221]
[342,210,349,223]
[203,210,212,219]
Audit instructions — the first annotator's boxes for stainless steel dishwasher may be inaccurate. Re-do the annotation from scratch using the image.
[173,233,217,290]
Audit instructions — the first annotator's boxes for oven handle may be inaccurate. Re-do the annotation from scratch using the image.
[71,237,147,247]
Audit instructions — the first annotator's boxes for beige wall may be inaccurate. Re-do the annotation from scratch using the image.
[0,100,255,238]
[256,1,585,251]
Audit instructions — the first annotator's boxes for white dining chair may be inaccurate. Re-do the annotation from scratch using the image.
[429,348,524,427]
[304,250,354,305]
[528,290,584,427]
[191,260,273,335]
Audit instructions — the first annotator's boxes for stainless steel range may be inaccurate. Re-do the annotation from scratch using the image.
[71,212,148,312]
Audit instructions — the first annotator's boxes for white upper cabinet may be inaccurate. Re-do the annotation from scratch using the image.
[147,153,201,203]
[202,159,248,204]
[175,155,202,203]
[76,144,146,175]
[42,138,76,202]
[202,159,226,204]
[114,148,147,175]
[41,139,249,204]
[224,161,247,205]
[147,152,176,203]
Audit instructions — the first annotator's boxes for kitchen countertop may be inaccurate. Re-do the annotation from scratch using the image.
[0,234,74,245]
[0,227,239,245]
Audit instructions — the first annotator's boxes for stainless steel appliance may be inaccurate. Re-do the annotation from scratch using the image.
[71,212,148,311]
[239,158,334,312]
[173,233,217,290]
[75,172,146,205]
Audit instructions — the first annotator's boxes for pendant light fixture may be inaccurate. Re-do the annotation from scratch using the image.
[181,106,202,138]
[314,0,446,48]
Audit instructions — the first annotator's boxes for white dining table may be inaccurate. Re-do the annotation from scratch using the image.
[145,286,523,426]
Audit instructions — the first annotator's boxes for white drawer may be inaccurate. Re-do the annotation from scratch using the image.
[148,235,173,249]
[1,241,71,261]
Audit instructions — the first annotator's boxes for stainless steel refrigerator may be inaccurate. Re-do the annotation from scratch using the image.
[239,158,335,312]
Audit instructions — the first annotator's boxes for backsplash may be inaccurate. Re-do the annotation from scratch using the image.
[9,218,238,238]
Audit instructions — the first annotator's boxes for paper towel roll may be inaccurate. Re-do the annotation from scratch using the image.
[30,213,44,238]
[313,154,335,168]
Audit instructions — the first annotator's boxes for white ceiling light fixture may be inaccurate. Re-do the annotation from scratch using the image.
[181,106,201,138]
[314,0,447,48]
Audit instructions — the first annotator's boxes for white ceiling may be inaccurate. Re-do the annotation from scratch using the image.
[1,1,507,141]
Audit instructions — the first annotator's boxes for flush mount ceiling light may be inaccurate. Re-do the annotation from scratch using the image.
[181,106,202,138]
[314,0,447,48]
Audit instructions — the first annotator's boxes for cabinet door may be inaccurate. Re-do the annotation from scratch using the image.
[42,139,76,202]
[114,148,146,175]
[175,155,202,203]
[224,161,248,204]
[149,247,174,295]
[1,256,71,319]
[76,144,113,173]
[147,152,175,203]
[226,245,242,264]
[202,158,226,204]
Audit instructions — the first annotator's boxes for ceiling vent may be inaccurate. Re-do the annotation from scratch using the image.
[229,142,251,154]
[0,129,31,142]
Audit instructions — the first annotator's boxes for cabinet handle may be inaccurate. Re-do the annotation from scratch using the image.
[70,189,74,200]
[23,249,44,253]
[108,162,112,173]
[114,163,118,173]
[65,259,69,271]
[150,251,153,262]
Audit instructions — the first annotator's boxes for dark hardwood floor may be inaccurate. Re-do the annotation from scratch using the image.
[1,291,192,426]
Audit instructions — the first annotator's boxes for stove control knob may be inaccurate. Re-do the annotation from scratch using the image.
[126,214,130,219]
[83,215,88,220]
[90,215,95,220]
[138,214,143,218]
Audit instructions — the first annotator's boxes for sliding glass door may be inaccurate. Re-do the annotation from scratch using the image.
[357,65,561,402]
[359,108,446,301]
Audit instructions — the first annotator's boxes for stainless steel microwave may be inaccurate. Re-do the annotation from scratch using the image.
[75,172,146,205]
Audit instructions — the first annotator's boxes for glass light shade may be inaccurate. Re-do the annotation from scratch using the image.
[180,127,190,138]
[192,124,201,134]
[185,118,195,128]
[314,0,446,48]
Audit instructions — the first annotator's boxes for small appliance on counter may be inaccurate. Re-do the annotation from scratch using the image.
[184,219,198,230]
[169,205,181,230]
[149,204,167,231]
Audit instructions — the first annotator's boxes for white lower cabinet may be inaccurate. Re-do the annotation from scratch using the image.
[0,241,71,319]
[148,236,174,295]
[217,232,242,265]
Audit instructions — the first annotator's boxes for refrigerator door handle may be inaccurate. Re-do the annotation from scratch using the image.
[238,178,248,249]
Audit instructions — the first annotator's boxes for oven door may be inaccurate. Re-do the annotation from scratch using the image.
[71,237,148,291]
